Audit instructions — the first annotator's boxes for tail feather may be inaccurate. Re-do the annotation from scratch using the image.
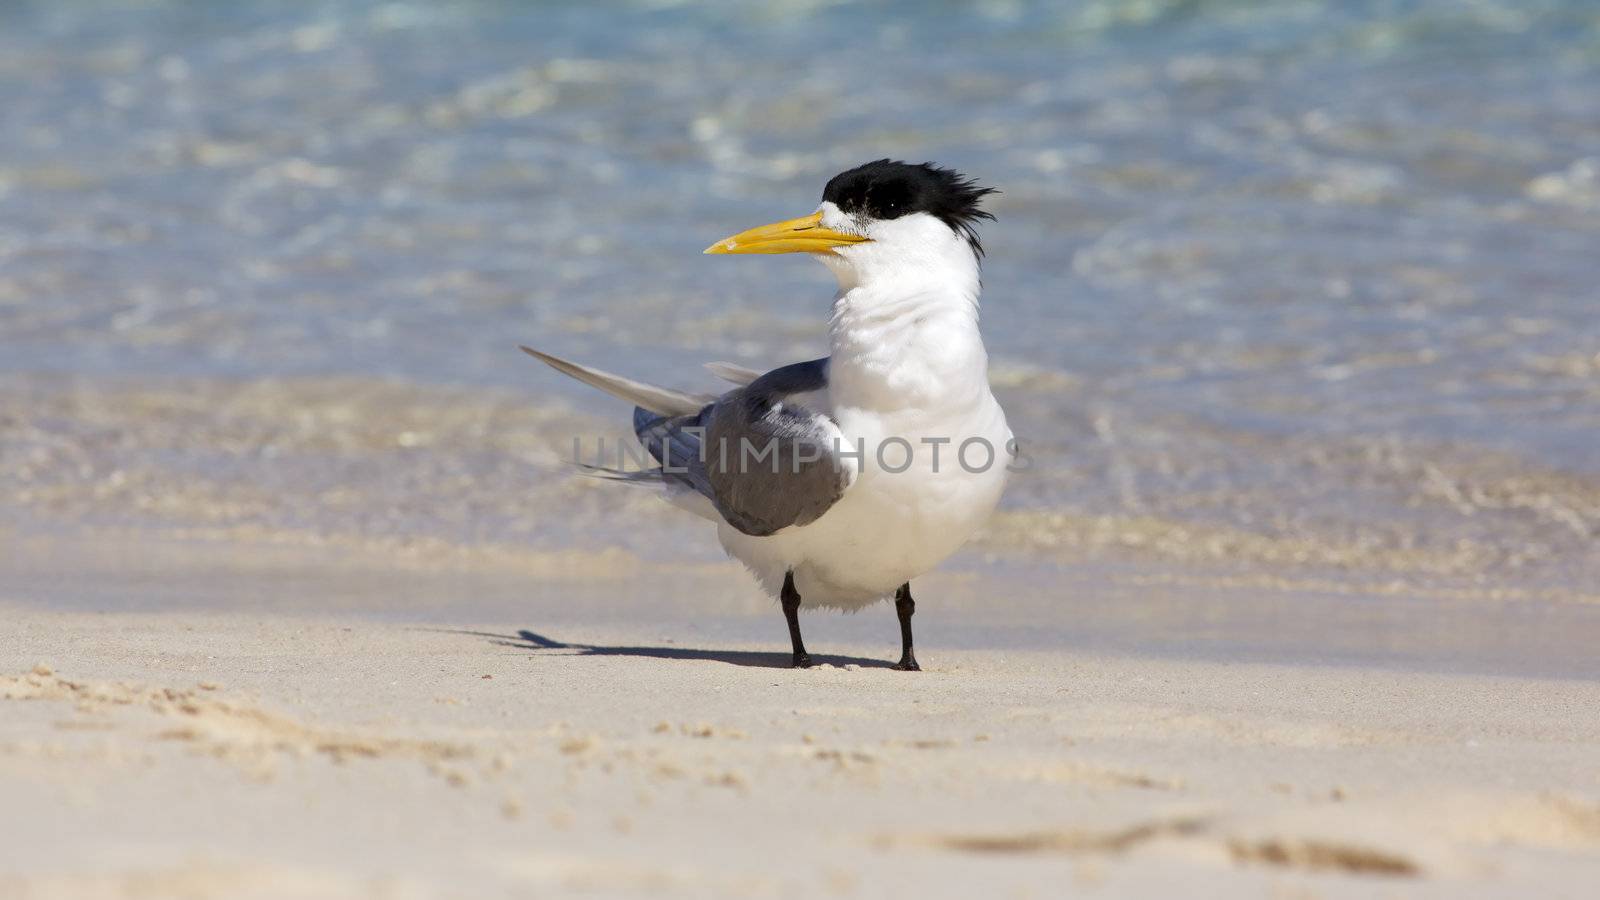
[518,346,714,417]
[575,462,665,484]
[703,361,764,386]
[573,462,720,522]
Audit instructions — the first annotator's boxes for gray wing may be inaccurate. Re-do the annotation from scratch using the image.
[634,358,852,537]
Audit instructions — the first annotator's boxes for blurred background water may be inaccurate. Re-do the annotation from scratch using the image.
[2,0,1598,596]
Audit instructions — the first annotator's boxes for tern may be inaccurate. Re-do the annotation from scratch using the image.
[521,160,1013,670]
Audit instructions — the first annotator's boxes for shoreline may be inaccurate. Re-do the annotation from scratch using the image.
[3,535,1598,897]
[5,532,1599,680]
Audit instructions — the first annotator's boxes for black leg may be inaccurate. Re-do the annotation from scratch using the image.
[893,583,920,671]
[781,571,812,668]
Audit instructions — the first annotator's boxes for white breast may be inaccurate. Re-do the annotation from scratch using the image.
[717,252,1012,610]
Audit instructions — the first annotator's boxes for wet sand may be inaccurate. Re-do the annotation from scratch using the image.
[3,537,1599,898]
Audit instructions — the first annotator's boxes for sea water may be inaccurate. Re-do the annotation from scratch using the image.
[2,0,1597,602]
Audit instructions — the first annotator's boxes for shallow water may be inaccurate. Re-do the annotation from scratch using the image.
[2,0,1598,595]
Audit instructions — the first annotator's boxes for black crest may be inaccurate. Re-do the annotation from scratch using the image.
[821,159,998,255]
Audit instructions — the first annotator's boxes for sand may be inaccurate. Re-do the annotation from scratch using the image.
[3,536,1599,899]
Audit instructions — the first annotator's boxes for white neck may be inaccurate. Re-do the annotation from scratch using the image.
[818,216,989,415]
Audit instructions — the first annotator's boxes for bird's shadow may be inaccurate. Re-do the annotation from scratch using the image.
[445,628,896,670]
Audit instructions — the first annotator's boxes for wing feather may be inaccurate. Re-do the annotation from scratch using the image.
[635,359,849,536]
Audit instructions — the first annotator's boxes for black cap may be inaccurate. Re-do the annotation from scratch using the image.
[822,160,998,255]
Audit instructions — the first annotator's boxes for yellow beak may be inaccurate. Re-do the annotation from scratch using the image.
[703,211,868,255]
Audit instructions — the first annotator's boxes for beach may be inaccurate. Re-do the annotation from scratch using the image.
[4,534,1600,898]
[4,0,1600,895]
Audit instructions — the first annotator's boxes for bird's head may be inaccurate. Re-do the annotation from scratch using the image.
[704,160,997,290]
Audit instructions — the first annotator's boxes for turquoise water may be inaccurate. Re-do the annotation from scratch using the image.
[2,1,1598,592]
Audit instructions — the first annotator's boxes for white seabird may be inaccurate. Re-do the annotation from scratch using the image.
[522,159,1013,670]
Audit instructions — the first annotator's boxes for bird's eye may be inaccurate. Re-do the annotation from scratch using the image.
[869,181,912,218]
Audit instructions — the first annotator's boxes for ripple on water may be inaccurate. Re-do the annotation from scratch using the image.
[0,0,1596,598]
